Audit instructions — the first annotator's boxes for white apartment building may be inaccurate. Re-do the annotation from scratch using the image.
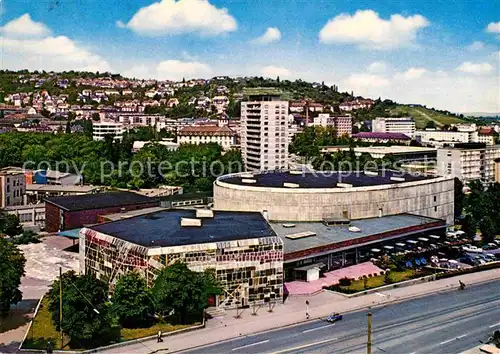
[177,125,236,150]
[0,170,26,208]
[92,122,125,141]
[437,143,500,184]
[415,130,476,146]
[372,117,415,138]
[241,89,289,171]
[313,114,352,137]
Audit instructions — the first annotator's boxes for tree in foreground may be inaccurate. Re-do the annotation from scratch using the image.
[47,271,115,347]
[111,271,154,328]
[0,237,26,316]
[152,263,221,324]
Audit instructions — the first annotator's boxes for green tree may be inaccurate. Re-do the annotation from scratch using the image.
[111,271,153,328]
[454,178,465,218]
[0,237,26,316]
[47,271,115,347]
[0,213,23,236]
[152,263,211,323]
[91,112,100,121]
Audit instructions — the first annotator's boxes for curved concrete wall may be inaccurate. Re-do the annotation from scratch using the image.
[213,175,454,224]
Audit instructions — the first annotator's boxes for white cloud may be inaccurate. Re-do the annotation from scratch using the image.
[119,0,237,36]
[456,61,494,75]
[251,27,281,45]
[261,65,291,78]
[157,60,211,80]
[341,67,498,113]
[343,73,390,90]
[367,61,387,73]
[319,10,429,49]
[395,67,427,80]
[0,14,110,72]
[122,59,212,80]
[0,13,51,38]
[486,21,500,33]
[467,41,484,51]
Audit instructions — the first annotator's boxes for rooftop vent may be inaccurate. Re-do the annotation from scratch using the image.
[284,182,300,188]
[180,218,202,227]
[390,177,405,182]
[285,231,316,240]
[337,183,353,188]
[282,223,296,228]
[289,170,303,175]
[241,173,253,178]
[196,209,214,218]
[242,178,257,184]
[364,171,378,176]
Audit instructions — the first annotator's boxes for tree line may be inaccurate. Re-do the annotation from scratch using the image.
[0,131,242,192]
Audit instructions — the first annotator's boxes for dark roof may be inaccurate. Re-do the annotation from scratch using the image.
[44,191,157,211]
[352,132,411,140]
[218,170,436,189]
[89,209,276,247]
[270,213,445,257]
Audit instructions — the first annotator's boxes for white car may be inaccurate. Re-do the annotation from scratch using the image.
[462,245,483,253]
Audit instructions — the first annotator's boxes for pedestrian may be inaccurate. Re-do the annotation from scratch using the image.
[305,300,310,319]
[157,330,163,343]
[46,340,53,354]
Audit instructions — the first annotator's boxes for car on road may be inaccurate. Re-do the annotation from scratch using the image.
[327,313,343,323]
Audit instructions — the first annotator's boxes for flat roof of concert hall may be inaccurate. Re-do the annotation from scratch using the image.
[218,170,436,189]
[270,214,445,259]
[89,209,276,248]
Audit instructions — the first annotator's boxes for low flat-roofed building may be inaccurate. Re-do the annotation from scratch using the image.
[44,191,159,232]
[26,184,100,204]
[4,203,46,231]
[320,145,437,163]
[80,209,283,308]
[270,213,446,281]
[352,132,411,144]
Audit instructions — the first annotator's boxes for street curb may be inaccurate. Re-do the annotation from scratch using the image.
[165,276,500,354]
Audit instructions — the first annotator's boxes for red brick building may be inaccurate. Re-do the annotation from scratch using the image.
[44,191,160,232]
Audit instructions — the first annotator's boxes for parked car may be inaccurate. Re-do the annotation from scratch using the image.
[482,243,499,250]
[327,313,343,323]
[461,245,483,253]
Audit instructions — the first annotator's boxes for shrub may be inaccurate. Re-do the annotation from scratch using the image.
[338,277,352,286]
[384,271,393,284]
[368,273,373,278]
[380,271,385,276]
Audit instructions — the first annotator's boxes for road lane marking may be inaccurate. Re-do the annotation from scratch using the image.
[490,322,500,328]
[440,334,468,345]
[440,339,455,345]
[231,340,269,351]
[269,337,338,354]
[302,324,334,333]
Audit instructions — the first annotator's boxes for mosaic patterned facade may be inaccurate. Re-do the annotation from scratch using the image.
[79,228,284,308]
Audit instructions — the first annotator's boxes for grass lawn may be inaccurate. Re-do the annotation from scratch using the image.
[22,298,69,350]
[22,298,201,350]
[335,269,425,293]
[389,105,464,129]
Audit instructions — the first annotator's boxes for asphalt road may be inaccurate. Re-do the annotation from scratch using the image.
[181,280,500,354]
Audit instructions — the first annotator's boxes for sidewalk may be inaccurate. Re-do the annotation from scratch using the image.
[100,268,500,353]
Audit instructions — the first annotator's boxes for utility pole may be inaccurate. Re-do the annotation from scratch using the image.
[367,312,372,354]
[59,267,63,349]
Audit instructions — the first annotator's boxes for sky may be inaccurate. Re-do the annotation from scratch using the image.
[0,0,499,113]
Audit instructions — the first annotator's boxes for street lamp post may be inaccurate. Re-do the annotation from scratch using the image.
[367,312,372,354]
[59,267,63,349]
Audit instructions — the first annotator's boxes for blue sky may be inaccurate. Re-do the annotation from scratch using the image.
[0,0,498,112]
